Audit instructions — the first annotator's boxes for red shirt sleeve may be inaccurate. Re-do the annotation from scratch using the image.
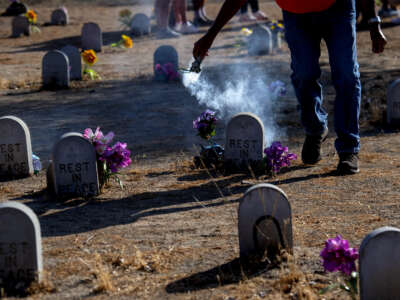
[275,0,336,13]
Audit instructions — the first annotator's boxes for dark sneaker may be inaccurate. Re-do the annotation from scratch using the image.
[301,128,328,165]
[337,153,360,175]
[193,17,214,27]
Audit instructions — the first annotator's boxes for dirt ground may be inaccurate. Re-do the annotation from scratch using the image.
[0,0,400,299]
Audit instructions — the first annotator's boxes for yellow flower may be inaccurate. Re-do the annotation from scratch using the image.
[241,27,253,36]
[81,49,98,66]
[119,9,132,18]
[25,9,37,24]
[122,34,133,49]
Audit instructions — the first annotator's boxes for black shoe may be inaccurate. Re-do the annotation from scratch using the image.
[193,17,214,27]
[301,128,328,165]
[337,153,360,175]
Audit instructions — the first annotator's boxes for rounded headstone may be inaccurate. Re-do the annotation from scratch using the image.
[50,132,100,197]
[238,183,292,258]
[2,2,27,16]
[0,116,33,178]
[248,24,272,56]
[81,22,102,52]
[387,79,400,126]
[11,15,30,38]
[51,8,69,26]
[360,226,400,300]
[42,50,70,89]
[130,13,151,36]
[0,202,43,287]
[153,45,179,81]
[61,45,82,80]
[225,112,265,166]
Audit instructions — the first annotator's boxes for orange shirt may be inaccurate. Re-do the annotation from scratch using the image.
[276,0,336,13]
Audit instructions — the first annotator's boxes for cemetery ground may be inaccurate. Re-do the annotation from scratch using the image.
[0,0,400,299]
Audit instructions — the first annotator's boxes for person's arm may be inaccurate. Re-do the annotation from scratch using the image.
[361,0,387,53]
[193,0,247,60]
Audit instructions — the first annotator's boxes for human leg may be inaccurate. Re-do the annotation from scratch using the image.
[155,0,180,38]
[174,0,198,33]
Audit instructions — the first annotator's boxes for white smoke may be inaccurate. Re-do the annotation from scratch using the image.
[182,62,284,146]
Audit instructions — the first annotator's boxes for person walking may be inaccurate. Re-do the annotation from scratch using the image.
[192,0,387,175]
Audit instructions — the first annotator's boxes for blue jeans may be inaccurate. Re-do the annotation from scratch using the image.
[283,0,361,154]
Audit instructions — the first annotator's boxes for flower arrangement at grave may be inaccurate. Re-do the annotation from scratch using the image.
[320,235,359,299]
[81,49,101,80]
[269,20,285,33]
[118,9,132,29]
[263,141,297,176]
[83,127,132,189]
[193,109,224,168]
[111,34,133,49]
[155,63,179,81]
[25,9,41,33]
[232,27,253,51]
[32,154,41,175]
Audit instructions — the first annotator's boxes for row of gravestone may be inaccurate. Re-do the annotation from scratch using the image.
[1,187,399,300]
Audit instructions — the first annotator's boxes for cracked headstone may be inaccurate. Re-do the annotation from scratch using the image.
[61,45,82,80]
[360,226,400,300]
[11,15,29,37]
[0,116,33,179]
[51,7,69,26]
[81,22,102,52]
[238,183,292,259]
[42,50,70,88]
[248,24,272,56]
[130,13,151,36]
[0,201,43,289]
[49,132,99,197]
[387,79,400,126]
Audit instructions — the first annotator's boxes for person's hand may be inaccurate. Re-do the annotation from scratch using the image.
[193,33,215,60]
[370,24,387,53]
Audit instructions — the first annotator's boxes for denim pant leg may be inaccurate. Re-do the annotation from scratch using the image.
[283,11,328,137]
[323,1,361,154]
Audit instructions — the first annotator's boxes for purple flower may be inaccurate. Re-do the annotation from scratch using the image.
[269,80,286,98]
[83,127,114,155]
[264,141,297,173]
[193,110,217,140]
[320,235,359,276]
[155,63,179,81]
[101,142,132,173]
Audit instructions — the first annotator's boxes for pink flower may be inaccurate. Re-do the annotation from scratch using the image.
[83,127,114,155]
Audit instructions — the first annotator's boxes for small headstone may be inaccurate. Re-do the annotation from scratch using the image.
[49,132,99,197]
[61,45,82,80]
[225,112,265,166]
[248,24,272,56]
[1,1,28,16]
[360,226,400,300]
[154,45,179,81]
[238,183,292,258]
[387,79,400,126]
[81,22,102,52]
[0,116,33,179]
[130,13,151,36]
[42,50,70,88]
[51,7,69,26]
[11,16,30,38]
[0,202,43,288]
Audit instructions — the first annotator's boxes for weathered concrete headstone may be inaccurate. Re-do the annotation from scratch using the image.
[51,7,69,26]
[360,226,400,300]
[225,113,265,166]
[154,45,179,81]
[130,13,151,36]
[0,201,43,288]
[49,132,99,197]
[1,1,27,16]
[387,79,400,126]
[42,50,70,88]
[81,22,102,52]
[11,16,30,38]
[0,116,33,178]
[238,183,292,258]
[248,24,272,56]
[61,45,82,80]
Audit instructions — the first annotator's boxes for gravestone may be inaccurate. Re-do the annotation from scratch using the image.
[387,79,400,126]
[49,132,99,197]
[11,16,30,37]
[238,183,292,258]
[360,226,400,300]
[61,45,82,80]
[0,202,43,288]
[154,45,179,81]
[225,113,265,166]
[42,50,70,88]
[0,116,33,178]
[81,22,102,52]
[130,13,151,36]
[248,24,272,56]
[51,7,69,26]
[1,1,27,16]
